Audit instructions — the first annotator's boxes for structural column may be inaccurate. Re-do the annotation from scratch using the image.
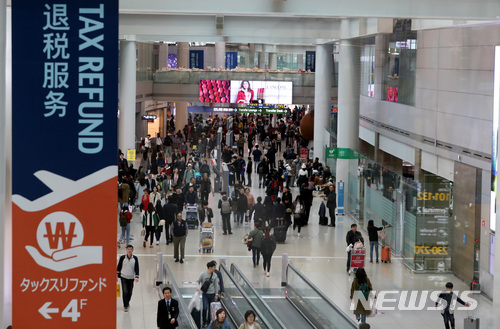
[313,43,333,164]
[374,35,386,100]
[494,46,500,328]
[258,52,267,70]
[177,42,189,68]
[269,53,278,70]
[215,42,225,69]
[336,20,361,210]
[297,54,304,70]
[158,43,169,70]
[175,102,188,134]
[1,3,12,327]
[119,40,137,154]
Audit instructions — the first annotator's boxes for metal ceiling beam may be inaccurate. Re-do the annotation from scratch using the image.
[119,14,340,44]
[119,0,500,20]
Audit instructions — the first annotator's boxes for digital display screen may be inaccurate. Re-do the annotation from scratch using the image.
[199,80,293,105]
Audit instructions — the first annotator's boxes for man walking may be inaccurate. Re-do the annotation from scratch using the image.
[435,282,470,329]
[218,192,233,235]
[157,286,179,329]
[346,224,364,273]
[197,261,219,328]
[326,184,337,227]
[171,212,188,263]
[117,245,140,312]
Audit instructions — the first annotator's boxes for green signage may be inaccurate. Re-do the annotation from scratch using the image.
[326,147,359,159]
[238,108,288,114]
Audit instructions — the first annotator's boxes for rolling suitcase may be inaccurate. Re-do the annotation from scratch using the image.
[381,246,391,263]
[274,225,287,243]
[210,302,222,321]
[464,316,480,329]
[319,216,328,226]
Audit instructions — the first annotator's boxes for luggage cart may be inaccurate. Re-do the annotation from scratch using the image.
[186,205,199,229]
[349,247,365,275]
[199,222,214,253]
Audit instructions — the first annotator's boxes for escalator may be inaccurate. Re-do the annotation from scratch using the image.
[160,260,358,329]
[229,262,359,329]
[161,262,278,329]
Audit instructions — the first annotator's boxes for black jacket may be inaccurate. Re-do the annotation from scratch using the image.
[367,226,383,242]
[346,230,364,246]
[253,203,265,221]
[157,298,179,328]
[163,202,178,225]
[199,207,214,222]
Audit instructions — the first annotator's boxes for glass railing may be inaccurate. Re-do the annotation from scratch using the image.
[230,264,286,329]
[153,70,337,87]
[162,263,198,329]
[218,263,274,329]
[286,263,359,329]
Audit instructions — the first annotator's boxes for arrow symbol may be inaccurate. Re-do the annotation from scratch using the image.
[39,302,59,319]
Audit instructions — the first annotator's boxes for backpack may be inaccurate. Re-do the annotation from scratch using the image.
[272,180,279,192]
[359,282,370,299]
[119,212,128,227]
[221,199,231,214]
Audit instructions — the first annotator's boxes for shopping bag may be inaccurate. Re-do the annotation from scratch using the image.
[368,296,377,317]
[116,282,121,298]
[188,290,202,312]
[140,228,145,236]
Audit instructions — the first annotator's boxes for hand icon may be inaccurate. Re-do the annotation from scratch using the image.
[26,245,103,272]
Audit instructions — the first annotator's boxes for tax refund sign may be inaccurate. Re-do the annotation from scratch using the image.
[11,1,118,327]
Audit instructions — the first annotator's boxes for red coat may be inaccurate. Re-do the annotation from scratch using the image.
[236,90,254,103]
[141,194,150,210]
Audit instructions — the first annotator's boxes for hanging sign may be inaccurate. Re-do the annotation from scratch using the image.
[12,0,118,327]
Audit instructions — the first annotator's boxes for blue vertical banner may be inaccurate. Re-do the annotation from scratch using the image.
[11,0,118,327]
[225,51,238,69]
[337,181,345,215]
[189,50,205,69]
[305,51,316,72]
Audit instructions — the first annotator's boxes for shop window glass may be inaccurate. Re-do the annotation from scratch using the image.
[382,19,417,106]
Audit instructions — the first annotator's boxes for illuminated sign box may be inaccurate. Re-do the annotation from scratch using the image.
[199,80,293,105]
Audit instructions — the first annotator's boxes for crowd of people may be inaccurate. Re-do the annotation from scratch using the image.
[114,111,473,329]
[116,111,338,250]
[115,111,366,327]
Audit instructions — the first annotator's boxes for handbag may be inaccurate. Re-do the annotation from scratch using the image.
[159,219,166,226]
[246,238,253,248]
[294,213,302,220]
[200,273,214,294]
[378,229,386,240]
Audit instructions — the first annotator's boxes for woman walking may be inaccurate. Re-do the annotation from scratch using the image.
[292,195,305,237]
[247,222,264,267]
[260,227,276,277]
[142,203,159,248]
[350,267,372,324]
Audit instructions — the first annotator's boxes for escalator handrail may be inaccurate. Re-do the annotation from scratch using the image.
[286,263,359,327]
[163,263,198,329]
[219,263,275,329]
[230,263,287,329]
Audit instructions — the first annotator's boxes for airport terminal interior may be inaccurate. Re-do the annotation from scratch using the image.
[3,0,500,328]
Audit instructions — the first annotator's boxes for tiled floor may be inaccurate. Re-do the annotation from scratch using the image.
[117,165,493,329]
